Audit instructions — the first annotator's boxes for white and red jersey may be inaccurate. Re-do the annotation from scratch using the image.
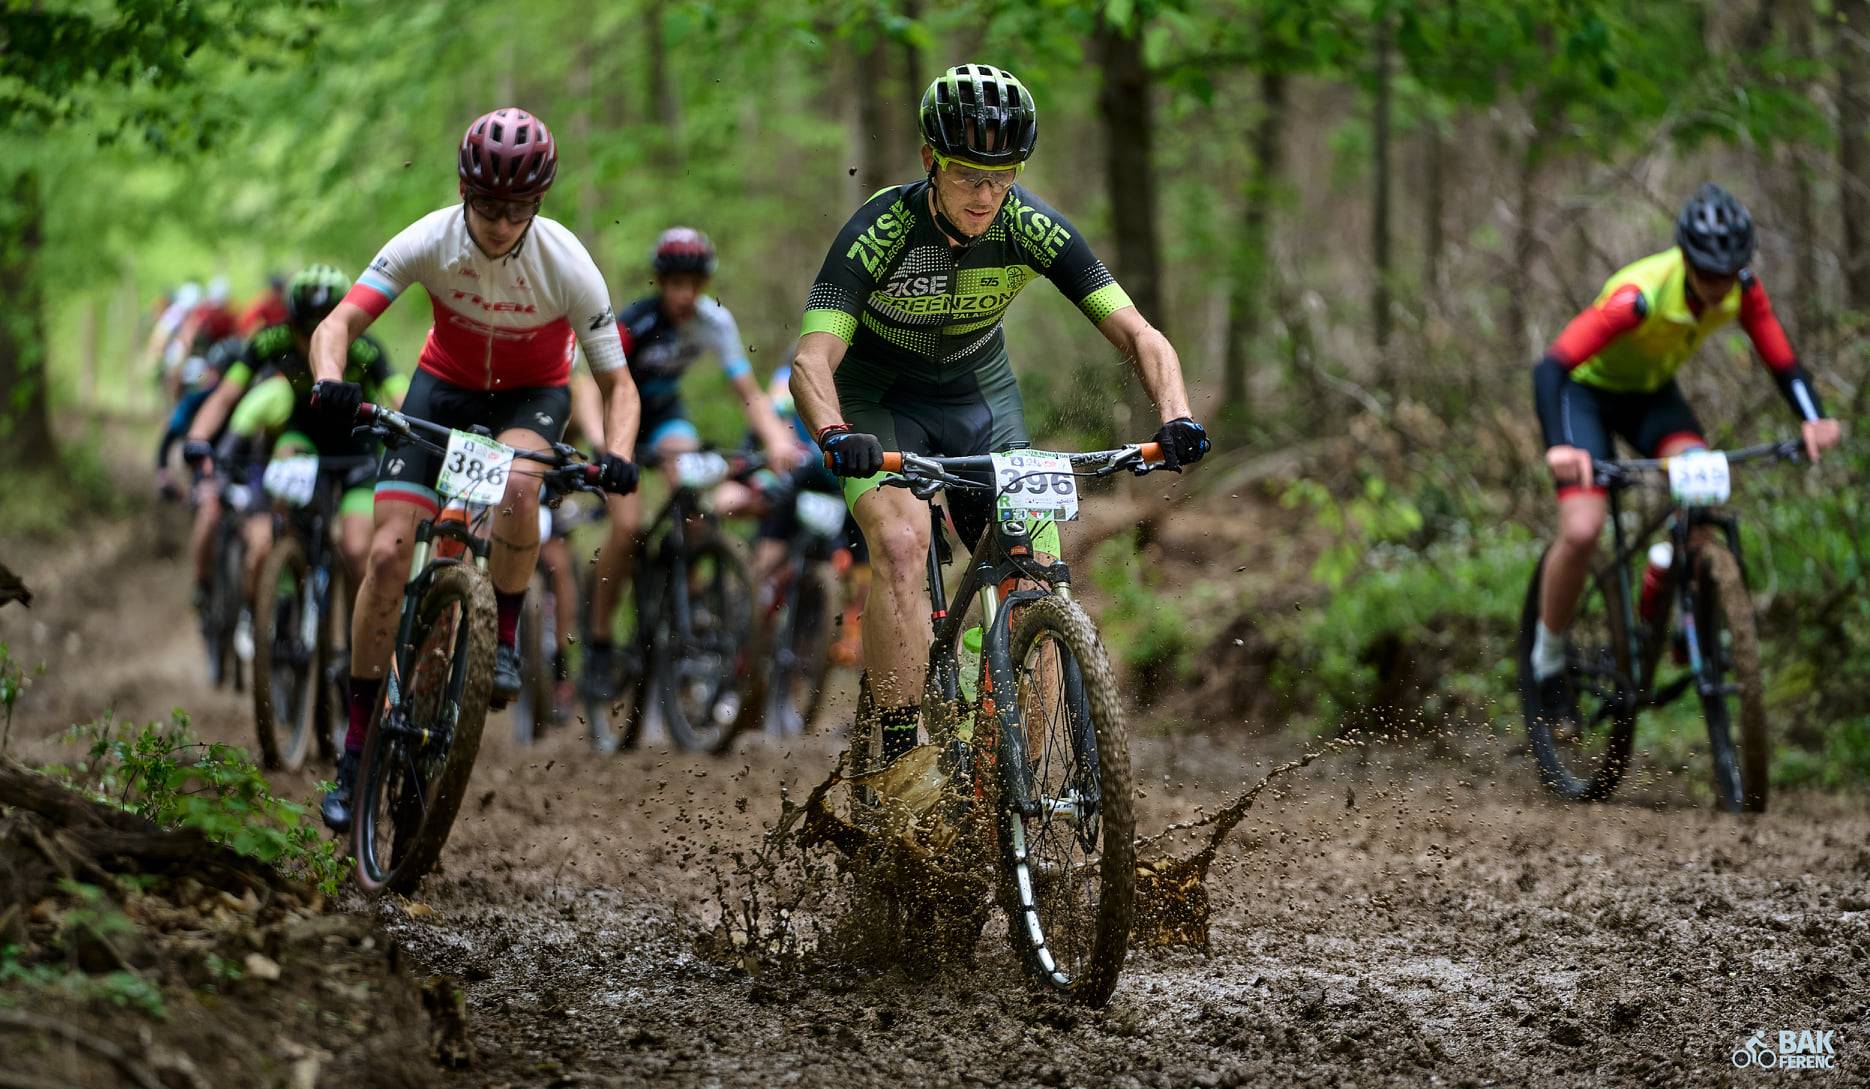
[346,206,627,390]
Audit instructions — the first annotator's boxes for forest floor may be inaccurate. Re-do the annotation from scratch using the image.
[2,476,1866,1088]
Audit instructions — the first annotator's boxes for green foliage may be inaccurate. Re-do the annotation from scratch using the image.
[1279,470,1425,588]
[1088,529,1213,688]
[58,711,345,895]
[0,882,166,1016]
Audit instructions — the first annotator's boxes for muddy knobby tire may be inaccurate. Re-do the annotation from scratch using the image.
[252,536,314,772]
[658,535,754,753]
[516,571,554,746]
[999,593,1135,1008]
[1696,544,1768,813]
[1518,545,1637,802]
[353,562,496,896]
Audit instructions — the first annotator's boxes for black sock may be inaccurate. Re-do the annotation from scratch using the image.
[879,703,920,761]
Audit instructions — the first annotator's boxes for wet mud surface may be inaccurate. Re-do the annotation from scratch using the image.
[3,523,1866,1087]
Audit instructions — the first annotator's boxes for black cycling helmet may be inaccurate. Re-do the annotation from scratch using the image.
[1675,183,1756,277]
[652,227,717,276]
[919,64,1037,167]
[286,264,352,334]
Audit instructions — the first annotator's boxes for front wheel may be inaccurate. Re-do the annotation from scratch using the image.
[252,536,316,771]
[515,571,556,747]
[1518,545,1638,802]
[1694,544,1768,813]
[996,594,1134,1008]
[353,563,496,896]
[655,535,754,753]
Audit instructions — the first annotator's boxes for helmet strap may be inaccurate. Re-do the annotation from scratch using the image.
[927,169,989,250]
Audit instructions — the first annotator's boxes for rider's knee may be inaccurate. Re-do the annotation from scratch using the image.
[871,516,930,577]
[1556,506,1607,552]
[366,517,417,585]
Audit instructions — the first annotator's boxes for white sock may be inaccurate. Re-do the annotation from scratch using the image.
[1531,620,1566,681]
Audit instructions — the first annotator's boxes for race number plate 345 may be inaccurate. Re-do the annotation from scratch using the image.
[991,451,1078,522]
[436,430,516,505]
[1667,450,1731,506]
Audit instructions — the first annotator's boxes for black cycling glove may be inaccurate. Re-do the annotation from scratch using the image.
[819,426,885,478]
[310,379,364,424]
[1154,417,1211,470]
[181,439,215,468]
[595,452,640,496]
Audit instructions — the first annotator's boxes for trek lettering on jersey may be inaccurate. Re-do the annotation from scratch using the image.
[448,290,540,315]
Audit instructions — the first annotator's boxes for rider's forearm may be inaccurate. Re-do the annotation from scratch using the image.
[310,303,374,384]
[569,369,606,446]
[1533,355,1570,448]
[593,368,641,458]
[789,332,849,437]
[1770,360,1827,423]
[1130,325,1192,422]
[186,382,240,444]
[732,371,793,453]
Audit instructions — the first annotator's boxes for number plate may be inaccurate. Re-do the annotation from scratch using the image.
[1667,450,1731,506]
[674,451,730,489]
[795,490,848,538]
[435,430,515,505]
[262,455,319,508]
[991,451,1078,522]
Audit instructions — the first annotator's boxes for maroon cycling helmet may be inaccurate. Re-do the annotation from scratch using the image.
[652,227,717,276]
[458,108,557,200]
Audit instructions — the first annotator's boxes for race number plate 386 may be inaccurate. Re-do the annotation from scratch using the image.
[1667,450,1731,506]
[991,451,1078,522]
[435,430,515,505]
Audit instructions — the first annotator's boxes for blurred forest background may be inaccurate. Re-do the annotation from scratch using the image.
[2,0,1867,788]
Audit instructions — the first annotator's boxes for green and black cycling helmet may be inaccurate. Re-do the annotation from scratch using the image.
[1676,183,1756,277]
[919,64,1037,167]
[286,264,351,334]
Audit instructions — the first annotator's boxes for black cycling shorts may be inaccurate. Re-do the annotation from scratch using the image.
[1550,378,1705,495]
[375,368,571,512]
[835,347,1029,550]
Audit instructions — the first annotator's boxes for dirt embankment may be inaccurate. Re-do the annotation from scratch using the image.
[3,490,1867,1088]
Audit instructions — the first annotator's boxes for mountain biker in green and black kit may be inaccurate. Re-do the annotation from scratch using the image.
[787,63,1211,761]
[1527,183,1843,726]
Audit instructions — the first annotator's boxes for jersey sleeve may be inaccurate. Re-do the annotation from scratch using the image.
[227,376,295,438]
[1005,188,1133,324]
[557,235,626,374]
[703,300,752,379]
[1737,271,1797,372]
[350,214,439,319]
[1545,283,1647,370]
[801,188,904,343]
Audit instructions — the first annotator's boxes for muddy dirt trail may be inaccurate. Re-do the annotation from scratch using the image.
[3,519,1866,1089]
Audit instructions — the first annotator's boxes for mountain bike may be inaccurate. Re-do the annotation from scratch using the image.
[250,453,375,771]
[583,451,755,754]
[347,403,611,894]
[850,442,1163,1008]
[515,492,587,746]
[1517,438,1802,813]
[200,477,250,694]
[712,470,848,753]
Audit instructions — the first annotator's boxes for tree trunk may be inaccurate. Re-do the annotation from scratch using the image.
[0,169,54,463]
[1221,68,1288,440]
[855,24,892,197]
[1423,123,1446,301]
[646,1,681,146]
[569,43,599,237]
[1838,0,1870,309]
[1507,123,1543,359]
[901,0,924,99]
[1371,8,1394,363]
[1094,18,1169,434]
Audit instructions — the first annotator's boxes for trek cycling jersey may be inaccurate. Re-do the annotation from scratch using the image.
[618,295,752,410]
[1534,247,1824,445]
[345,206,626,390]
[801,180,1132,380]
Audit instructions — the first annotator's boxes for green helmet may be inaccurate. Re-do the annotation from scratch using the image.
[919,64,1037,167]
[286,264,351,333]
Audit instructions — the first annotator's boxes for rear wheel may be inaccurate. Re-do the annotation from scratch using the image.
[1694,544,1768,813]
[353,563,496,896]
[656,536,754,752]
[252,536,315,771]
[996,594,1134,1008]
[314,562,348,765]
[1519,545,1638,801]
[515,571,555,746]
[204,521,244,689]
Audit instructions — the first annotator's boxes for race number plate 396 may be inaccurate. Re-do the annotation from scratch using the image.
[1667,450,1731,506]
[991,451,1078,522]
[435,430,515,505]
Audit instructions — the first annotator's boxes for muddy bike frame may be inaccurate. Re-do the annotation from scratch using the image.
[1582,438,1800,725]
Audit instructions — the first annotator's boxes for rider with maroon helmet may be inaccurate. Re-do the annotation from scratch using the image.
[307,107,643,832]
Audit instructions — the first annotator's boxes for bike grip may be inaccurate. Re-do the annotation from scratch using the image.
[818,450,903,473]
[1139,442,1163,463]
[356,402,378,422]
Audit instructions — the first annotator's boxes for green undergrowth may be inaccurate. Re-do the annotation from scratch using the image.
[0,438,129,540]
[46,710,345,894]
